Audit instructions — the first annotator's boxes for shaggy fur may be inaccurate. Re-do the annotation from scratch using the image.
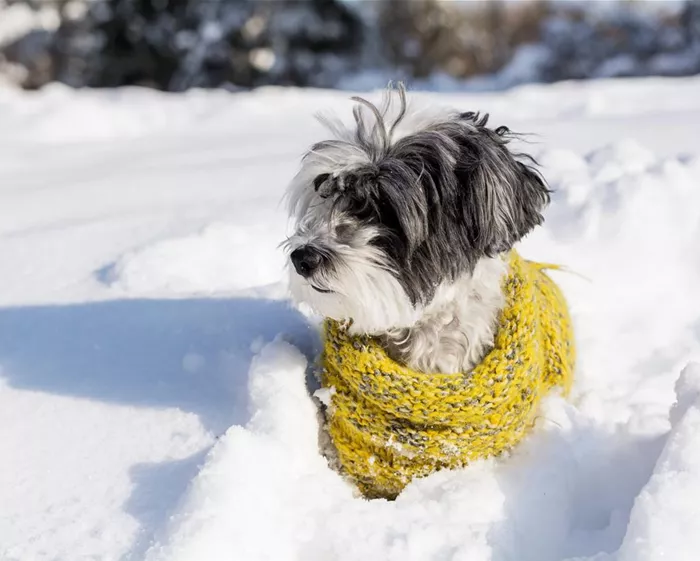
[284,84,550,374]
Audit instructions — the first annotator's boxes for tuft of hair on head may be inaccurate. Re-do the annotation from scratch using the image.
[313,81,410,162]
[286,82,411,219]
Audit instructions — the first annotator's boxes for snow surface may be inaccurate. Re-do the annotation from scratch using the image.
[1,76,700,561]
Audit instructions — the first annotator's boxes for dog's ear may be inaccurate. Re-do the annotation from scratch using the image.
[454,117,550,255]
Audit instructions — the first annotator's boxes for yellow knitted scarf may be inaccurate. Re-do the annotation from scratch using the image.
[321,251,575,499]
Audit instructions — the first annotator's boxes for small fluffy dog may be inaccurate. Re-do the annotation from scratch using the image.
[285,85,549,374]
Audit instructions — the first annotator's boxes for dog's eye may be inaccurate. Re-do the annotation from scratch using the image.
[335,223,353,240]
[341,174,356,191]
[313,173,330,191]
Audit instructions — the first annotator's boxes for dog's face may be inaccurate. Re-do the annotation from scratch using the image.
[285,87,550,334]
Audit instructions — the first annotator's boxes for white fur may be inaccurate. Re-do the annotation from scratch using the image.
[383,256,507,374]
[287,231,421,334]
[288,226,507,374]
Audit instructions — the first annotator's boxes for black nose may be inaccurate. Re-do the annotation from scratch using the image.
[290,246,322,278]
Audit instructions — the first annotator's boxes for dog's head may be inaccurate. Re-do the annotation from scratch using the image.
[284,85,550,333]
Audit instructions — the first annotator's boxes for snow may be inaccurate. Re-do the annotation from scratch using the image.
[616,363,700,561]
[105,222,287,296]
[1,76,700,560]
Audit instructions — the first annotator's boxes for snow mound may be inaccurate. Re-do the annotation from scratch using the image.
[144,339,351,561]
[617,362,700,561]
[102,222,287,297]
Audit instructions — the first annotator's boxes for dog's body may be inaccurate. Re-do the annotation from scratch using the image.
[285,85,550,374]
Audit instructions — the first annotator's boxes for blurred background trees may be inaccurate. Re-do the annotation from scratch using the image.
[1,0,699,91]
[377,0,547,79]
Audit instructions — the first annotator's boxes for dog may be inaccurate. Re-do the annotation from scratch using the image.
[284,84,550,375]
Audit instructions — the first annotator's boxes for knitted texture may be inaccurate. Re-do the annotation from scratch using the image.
[321,251,575,499]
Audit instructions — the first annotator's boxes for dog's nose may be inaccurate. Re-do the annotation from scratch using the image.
[290,246,322,278]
